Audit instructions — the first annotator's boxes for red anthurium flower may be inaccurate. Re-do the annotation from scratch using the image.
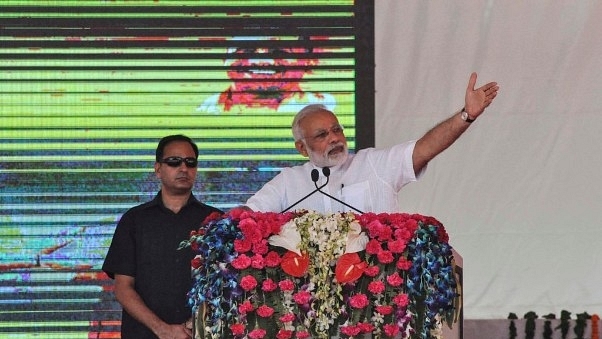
[280,251,309,277]
[335,253,367,284]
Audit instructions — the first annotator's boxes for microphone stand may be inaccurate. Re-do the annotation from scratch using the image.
[315,167,364,214]
[313,181,364,214]
[280,169,328,213]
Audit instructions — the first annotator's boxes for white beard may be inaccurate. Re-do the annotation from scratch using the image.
[307,142,349,168]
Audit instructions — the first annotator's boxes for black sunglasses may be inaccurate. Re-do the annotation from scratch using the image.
[160,156,198,168]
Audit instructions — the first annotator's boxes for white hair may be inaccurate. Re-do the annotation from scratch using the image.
[291,104,332,141]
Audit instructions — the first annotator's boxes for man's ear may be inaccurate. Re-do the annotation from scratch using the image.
[154,162,161,178]
[295,140,309,157]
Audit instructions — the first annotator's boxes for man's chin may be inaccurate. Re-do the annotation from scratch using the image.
[324,153,348,167]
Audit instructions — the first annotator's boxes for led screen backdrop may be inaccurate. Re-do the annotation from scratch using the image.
[0,1,374,338]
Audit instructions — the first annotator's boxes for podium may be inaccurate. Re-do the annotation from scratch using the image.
[181,210,463,339]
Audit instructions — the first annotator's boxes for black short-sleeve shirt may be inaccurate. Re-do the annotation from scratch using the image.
[102,192,222,339]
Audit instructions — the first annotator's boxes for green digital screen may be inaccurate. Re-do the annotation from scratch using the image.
[0,1,373,337]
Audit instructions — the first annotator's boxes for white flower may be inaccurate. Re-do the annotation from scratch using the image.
[268,220,301,254]
[345,220,369,253]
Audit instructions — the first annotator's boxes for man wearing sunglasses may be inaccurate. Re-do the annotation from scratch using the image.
[103,134,222,339]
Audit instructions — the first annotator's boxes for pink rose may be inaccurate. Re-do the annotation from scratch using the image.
[253,239,269,255]
[234,238,253,253]
[240,275,257,291]
[340,324,361,336]
[279,313,295,323]
[251,254,265,269]
[393,293,410,307]
[230,323,246,336]
[375,305,394,315]
[295,330,311,339]
[264,251,282,267]
[238,300,254,314]
[368,281,386,294]
[293,290,312,305]
[383,323,400,337]
[364,265,380,277]
[387,239,406,253]
[349,293,369,309]
[365,239,382,255]
[261,278,278,292]
[358,322,375,333]
[377,250,394,264]
[249,328,267,339]
[386,272,403,287]
[278,279,295,292]
[276,329,293,339]
[256,305,275,318]
[396,257,412,270]
[231,254,252,270]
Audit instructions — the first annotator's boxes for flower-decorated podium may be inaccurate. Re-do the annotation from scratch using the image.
[180,209,462,339]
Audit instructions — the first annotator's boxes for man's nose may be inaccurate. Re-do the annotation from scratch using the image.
[327,130,341,143]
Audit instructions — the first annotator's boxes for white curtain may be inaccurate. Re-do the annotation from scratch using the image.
[375,0,602,319]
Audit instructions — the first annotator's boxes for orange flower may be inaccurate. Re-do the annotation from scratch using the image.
[335,252,367,284]
[280,251,309,277]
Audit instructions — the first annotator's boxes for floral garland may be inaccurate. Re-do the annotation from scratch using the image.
[179,209,459,339]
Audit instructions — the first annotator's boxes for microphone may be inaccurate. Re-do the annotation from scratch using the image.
[314,167,364,214]
[280,169,329,213]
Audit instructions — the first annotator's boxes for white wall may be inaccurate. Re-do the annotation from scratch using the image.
[375,0,602,319]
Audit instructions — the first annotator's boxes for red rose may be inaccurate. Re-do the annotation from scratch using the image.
[264,251,281,267]
[387,239,406,253]
[376,250,394,264]
[392,293,410,307]
[191,256,202,269]
[234,238,253,253]
[340,325,361,336]
[396,257,412,270]
[231,254,252,270]
[279,313,295,323]
[248,328,267,339]
[230,323,246,336]
[349,293,369,309]
[295,330,311,339]
[383,323,400,337]
[293,290,312,305]
[203,211,223,224]
[256,305,275,318]
[367,281,385,294]
[365,239,382,255]
[252,239,269,255]
[240,275,257,291]
[278,279,295,292]
[375,305,394,315]
[358,322,375,333]
[386,272,403,287]
[276,329,294,339]
[250,254,265,269]
[363,265,380,277]
[238,300,254,314]
[261,278,278,292]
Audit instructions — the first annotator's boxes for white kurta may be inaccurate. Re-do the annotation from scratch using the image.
[245,140,423,213]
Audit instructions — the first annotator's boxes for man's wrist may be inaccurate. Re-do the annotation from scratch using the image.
[460,107,476,123]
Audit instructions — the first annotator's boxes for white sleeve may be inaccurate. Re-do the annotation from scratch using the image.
[367,140,424,192]
[244,172,287,212]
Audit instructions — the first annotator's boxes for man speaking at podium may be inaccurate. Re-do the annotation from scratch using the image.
[245,72,498,213]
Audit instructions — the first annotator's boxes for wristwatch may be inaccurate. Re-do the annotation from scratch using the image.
[460,108,476,123]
